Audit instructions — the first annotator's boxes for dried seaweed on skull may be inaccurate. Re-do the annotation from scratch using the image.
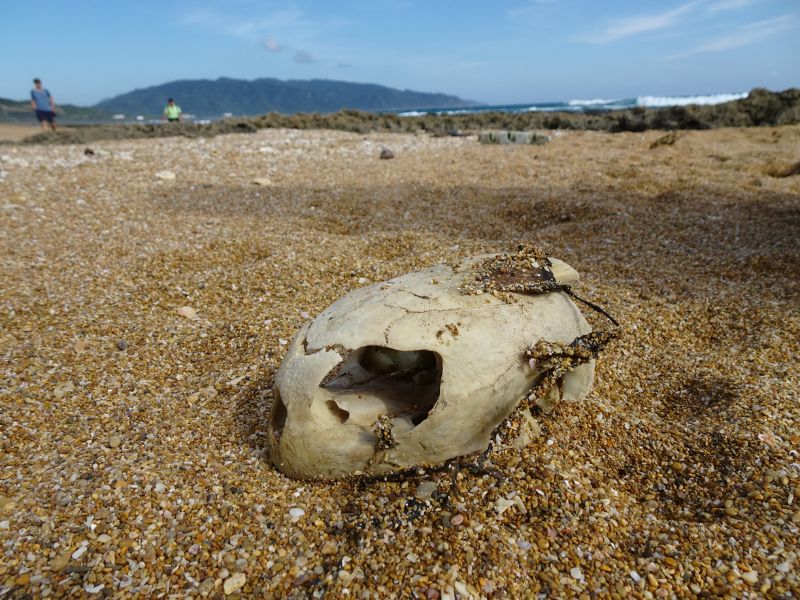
[460,244,559,296]
[461,243,619,326]
[458,245,621,459]
[524,330,617,403]
[373,414,398,451]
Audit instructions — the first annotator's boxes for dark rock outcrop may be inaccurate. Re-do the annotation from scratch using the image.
[17,88,800,145]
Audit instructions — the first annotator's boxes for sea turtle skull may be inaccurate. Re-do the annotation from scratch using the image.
[268,252,596,480]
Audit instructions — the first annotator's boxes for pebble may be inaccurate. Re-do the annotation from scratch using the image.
[53,381,75,398]
[199,578,215,595]
[50,547,74,571]
[155,170,176,180]
[320,541,338,555]
[288,507,305,521]
[453,581,470,597]
[494,497,515,515]
[253,177,272,186]
[380,148,394,159]
[116,339,128,351]
[570,567,583,580]
[223,572,246,595]
[108,435,122,448]
[416,481,438,500]
[177,306,198,319]
[741,571,759,585]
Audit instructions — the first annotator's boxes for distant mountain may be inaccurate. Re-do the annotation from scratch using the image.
[0,96,111,123]
[95,77,474,117]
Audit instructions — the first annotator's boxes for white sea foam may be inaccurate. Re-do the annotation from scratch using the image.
[391,91,748,117]
[568,98,620,106]
[636,92,748,107]
[524,105,580,112]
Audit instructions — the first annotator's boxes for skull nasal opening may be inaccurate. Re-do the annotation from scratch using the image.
[320,346,442,432]
[270,391,288,437]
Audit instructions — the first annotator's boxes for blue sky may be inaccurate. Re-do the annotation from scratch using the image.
[1,0,797,105]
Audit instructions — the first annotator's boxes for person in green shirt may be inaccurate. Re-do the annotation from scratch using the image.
[163,98,183,123]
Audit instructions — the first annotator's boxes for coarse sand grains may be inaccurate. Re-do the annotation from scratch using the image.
[1,126,799,598]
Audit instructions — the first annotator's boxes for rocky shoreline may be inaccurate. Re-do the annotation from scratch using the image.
[13,87,800,146]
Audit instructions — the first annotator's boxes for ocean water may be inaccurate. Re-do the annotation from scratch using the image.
[397,92,748,117]
[101,91,750,124]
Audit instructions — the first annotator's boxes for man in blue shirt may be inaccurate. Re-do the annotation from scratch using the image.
[30,78,57,130]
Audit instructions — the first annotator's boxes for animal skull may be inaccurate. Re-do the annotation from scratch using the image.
[268,252,596,480]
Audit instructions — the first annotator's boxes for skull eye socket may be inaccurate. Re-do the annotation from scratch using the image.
[320,346,442,431]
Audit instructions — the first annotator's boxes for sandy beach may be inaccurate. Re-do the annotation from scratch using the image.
[0,124,48,143]
[1,126,798,598]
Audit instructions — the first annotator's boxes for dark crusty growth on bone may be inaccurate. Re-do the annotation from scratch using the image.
[526,330,618,379]
[459,244,559,296]
[373,415,398,451]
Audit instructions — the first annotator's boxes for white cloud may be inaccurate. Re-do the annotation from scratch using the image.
[180,8,348,64]
[667,13,798,58]
[575,1,699,43]
[707,0,758,14]
[180,8,346,45]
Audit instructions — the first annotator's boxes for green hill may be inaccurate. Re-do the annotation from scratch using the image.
[95,77,473,117]
[0,97,111,123]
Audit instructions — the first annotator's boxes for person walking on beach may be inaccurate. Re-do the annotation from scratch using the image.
[30,78,57,130]
[163,98,183,123]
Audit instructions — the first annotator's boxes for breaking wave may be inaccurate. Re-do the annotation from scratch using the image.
[568,98,622,107]
[395,92,750,117]
[636,92,748,107]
